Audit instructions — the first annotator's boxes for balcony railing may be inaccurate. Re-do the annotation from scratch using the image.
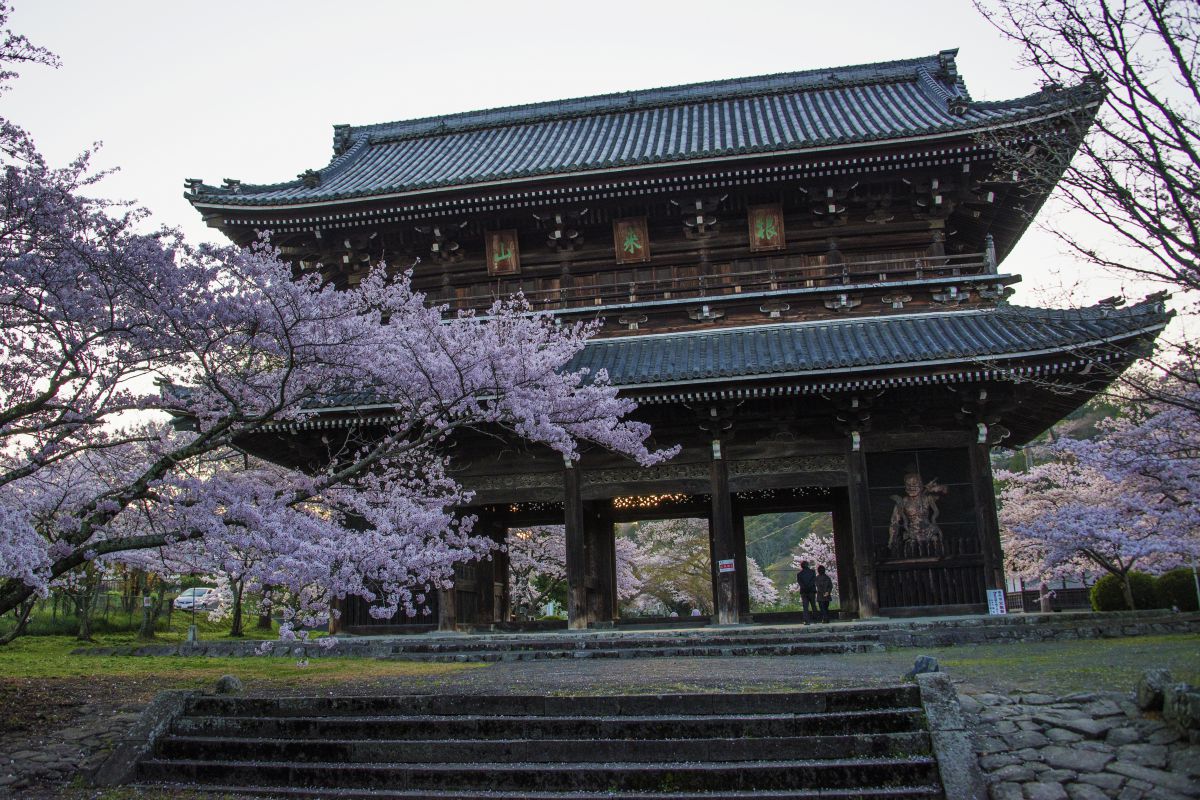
[432,249,996,314]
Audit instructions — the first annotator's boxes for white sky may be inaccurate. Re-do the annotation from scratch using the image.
[5,0,1159,307]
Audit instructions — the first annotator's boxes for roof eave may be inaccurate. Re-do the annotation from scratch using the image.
[187,99,1100,215]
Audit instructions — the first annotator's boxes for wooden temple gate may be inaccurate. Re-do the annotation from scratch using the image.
[191,51,1169,633]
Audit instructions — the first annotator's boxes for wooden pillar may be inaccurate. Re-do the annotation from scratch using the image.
[970,440,1006,594]
[492,532,511,622]
[474,513,497,626]
[731,502,752,623]
[708,439,740,625]
[830,488,859,616]
[437,586,457,632]
[563,460,590,630]
[586,504,615,625]
[846,445,880,618]
[607,523,619,621]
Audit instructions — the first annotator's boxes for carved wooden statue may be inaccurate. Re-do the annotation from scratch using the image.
[888,470,949,553]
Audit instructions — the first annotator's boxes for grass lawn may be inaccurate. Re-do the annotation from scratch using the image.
[0,631,480,736]
[904,633,1200,695]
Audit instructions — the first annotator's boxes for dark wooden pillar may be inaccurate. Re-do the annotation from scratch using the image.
[474,513,497,626]
[708,439,740,625]
[830,488,859,616]
[586,504,615,626]
[970,440,1005,594]
[731,502,752,623]
[492,532,511,622]
[437,586,457,632]
[846,445,880,618]
[563,460,590,630]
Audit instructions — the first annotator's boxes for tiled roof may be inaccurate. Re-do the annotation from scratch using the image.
[566,301,1167,389]
[189,50,1100,208]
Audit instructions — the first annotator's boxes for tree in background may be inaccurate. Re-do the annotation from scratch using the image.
[507,526,642,620]
[623,519,778,615]
[0,5,674,642]
[976,0,1200,405]
[998,375,1200,608]
[789,532,839,601]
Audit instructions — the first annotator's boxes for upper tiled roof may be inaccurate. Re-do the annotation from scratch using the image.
[565,300,1167,389]
[189,50,1100,208]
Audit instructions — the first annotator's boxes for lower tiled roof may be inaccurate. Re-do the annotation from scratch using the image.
[567,301,1168,389]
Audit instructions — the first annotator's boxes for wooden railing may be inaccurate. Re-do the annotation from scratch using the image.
[433,250,996,314]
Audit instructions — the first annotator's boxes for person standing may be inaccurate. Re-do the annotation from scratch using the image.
[796,560,817,624]
[814,565,834,624]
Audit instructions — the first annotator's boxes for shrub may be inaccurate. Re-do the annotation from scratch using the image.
[1156,568,1199,612]
[1089,572,1161,611]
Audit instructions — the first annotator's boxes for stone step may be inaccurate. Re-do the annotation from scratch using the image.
[136,755,942,792]
[387,641,883,661]
[185,688,919,718]
[383,631,884,654]
[171,708,927,741]
[154,731,933,764]
[131,783,945,799]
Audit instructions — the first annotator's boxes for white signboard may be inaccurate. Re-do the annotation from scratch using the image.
[986,589,1008,615]
[717,559,736,574]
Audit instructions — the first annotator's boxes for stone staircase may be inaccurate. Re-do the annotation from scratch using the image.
[133,688,944,798]
[380,627,884,662]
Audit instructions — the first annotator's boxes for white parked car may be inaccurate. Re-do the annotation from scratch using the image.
[173,587,220,611]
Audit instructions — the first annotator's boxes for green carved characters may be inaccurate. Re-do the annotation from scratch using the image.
[748,204,785,252]
[486,230,520,275]
[613,217,651,264]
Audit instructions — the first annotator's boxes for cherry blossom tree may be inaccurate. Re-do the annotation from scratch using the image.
[623,519,778,615]
[998,380,1200,609]
[0,10,674,642]
[788,532,839,601]
[506,525,642,620]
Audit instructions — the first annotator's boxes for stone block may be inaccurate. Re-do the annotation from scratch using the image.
[991,781,1024,800]
[1116,742,1167,768]
[1135,668,1172,712]
[1041,745,1112,772]
[1106,760,1200,795]
[992,764,1036,782]
[1106,726,1140,746]
[980,753,1020,771]
[1045,728,1084,744]
[1007,730,1051,749]
[1075,772,1124,790]
[1162,683,1200,738]
[1023,781,1068,800]
[1034,714,1112,740]
[1065,784,1108,800]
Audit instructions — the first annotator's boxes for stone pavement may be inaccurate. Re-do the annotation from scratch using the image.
[964,690,1200,800]
[0,703,142,796]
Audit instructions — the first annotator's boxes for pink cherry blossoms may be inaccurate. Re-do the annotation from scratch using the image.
[997,376,1200,609]
[0,11,674,636]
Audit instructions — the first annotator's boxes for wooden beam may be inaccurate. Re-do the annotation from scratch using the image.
[830,488,859,616]
[437,587,457,632]
[845,447,880,618]
[970,441,1006,593]
[585,505,616,625]
[563,461,589,630]
[708,439,740,625]
[731,502,752,623]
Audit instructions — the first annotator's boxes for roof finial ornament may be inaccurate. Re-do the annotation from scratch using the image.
[299,169,321,189]
[332,124,353,156]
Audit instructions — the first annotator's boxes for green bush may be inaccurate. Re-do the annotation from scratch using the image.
[1089,572,1161,611]
[1156,568,1199,612]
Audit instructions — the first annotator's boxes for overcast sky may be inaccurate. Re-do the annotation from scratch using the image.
[6,0,1150,306]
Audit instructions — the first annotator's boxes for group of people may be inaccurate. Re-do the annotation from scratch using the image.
[795,561,834,624]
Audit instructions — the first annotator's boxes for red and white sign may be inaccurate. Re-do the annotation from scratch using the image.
[717,559,736,574]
